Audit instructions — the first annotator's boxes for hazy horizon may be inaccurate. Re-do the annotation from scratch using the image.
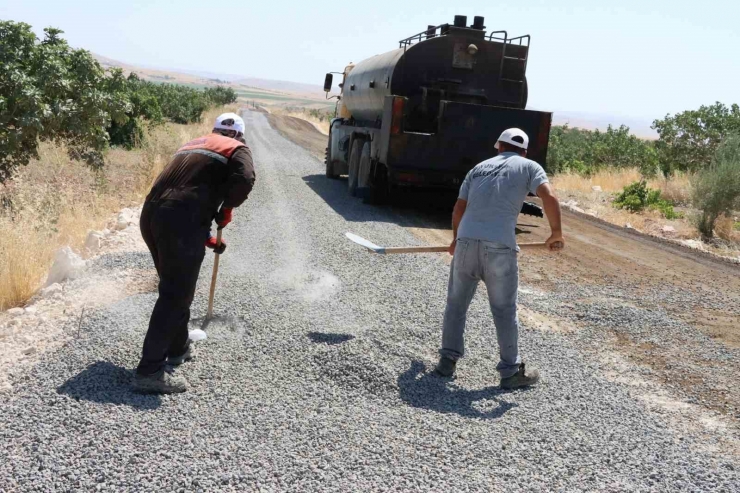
[3,0,738,136]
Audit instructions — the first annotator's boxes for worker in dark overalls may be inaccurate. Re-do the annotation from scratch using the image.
[135,113,256,394]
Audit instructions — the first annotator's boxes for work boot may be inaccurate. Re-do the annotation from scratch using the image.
[500,363,540,389]
[134,368,188,394]
[167,345,194,366]
[434,356,457,377]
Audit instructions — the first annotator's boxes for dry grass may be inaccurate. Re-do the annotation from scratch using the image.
[0,106,235,310]
[552,167,740,258]
[552,168,697,240]
[715,215,738,242]
[551,168,693,205]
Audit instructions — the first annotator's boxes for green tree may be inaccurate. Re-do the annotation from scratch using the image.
[0,22,129,180]
[204,86,237,106]
[546,124,658,176]
[692,134,740,240]
[652,102,740,175]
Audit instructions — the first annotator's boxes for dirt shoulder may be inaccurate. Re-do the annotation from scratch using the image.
[264,112,327,162]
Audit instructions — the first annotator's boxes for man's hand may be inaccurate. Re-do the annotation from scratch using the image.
[205,235,227,254]
[536,183,564,252]
[545,232,565,251]
[448,240,456,256]
[216,207,233,229]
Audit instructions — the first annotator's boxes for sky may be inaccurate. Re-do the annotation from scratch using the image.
[2,0,739,125]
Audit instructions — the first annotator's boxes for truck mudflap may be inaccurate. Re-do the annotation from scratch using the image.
[383,100,552,188]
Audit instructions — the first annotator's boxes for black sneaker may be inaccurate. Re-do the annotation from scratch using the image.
[134,368,188,394]
[167,345,193,366]
[434,356,457,377]
[500,363,540,389]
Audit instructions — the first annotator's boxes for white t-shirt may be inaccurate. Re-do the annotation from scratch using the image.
[457,152,549,251]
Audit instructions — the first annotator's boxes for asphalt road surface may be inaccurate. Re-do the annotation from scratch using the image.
[1,110,738,492]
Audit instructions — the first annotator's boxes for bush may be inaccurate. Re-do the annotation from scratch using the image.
[204,86,237,106]
[652,102,740,175]
[614,180,681,219]
[0,21,240,177]
[0,22,129,180]
[547,125,659,176]
[691,134,740,239]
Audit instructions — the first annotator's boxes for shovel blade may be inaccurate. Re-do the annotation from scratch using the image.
[345,232,385,254]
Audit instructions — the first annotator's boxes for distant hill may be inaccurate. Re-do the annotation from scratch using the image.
[552,111,657,139]
[92,53,333,109]
[92,54,657,137]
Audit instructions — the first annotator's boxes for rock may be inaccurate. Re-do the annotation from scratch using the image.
[586,209,598,217]
[681,239,706,251]
[7,308,24,317]
[662,225,676,235]
[9,318,21,327]
[85,231,104,252]
[115,208,135,231]
[22,347,36,356]
[625,223,634,229]
[564,200,579,209]
[24,306,38,315]
[592,186,602,192]
[41,283,63,298]
[46,247,86,286]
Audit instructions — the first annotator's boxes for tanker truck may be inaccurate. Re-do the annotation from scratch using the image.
[322,15,552,204]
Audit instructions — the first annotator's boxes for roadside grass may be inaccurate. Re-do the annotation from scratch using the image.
[0,106,233,310]
[551,168,692,205]
[552,167,739,257]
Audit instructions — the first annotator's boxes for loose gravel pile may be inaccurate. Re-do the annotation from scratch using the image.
[1,111,738,492]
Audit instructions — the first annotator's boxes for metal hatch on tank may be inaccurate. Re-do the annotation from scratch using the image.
[322,14,551,207]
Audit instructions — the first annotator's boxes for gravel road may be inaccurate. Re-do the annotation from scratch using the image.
[1,110,738,492]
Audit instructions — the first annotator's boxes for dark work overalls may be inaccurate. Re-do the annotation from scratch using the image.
[136,133,255,376]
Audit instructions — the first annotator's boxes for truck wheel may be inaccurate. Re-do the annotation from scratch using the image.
[325,134,339,179]
[347,138,363,197]
[365,161,389,205]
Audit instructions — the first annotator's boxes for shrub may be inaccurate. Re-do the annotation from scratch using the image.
[653,102,740,175]
[0,22,129,180]
[204,86,237,106]
[614,180,681,219]
[691,134,740,239]
[546,125,658,176]
[1,21,241,174]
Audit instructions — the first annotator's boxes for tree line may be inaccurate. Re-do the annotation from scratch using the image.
[0,21,237,182]
[546,104,740,240]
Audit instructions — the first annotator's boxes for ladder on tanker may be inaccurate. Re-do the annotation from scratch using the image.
[489,32,530,107]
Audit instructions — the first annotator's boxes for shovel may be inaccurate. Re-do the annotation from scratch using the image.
[346,232,550,254]
[206,229,223,320]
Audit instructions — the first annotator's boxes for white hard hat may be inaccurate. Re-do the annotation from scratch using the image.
[494,128,529,150]
[214,112,245,134]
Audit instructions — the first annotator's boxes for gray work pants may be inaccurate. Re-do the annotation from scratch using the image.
[440,238,522,378]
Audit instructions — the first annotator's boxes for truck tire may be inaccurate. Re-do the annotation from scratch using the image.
[347,138,363,197]
[325,133,339,179]
[365,161,389,205]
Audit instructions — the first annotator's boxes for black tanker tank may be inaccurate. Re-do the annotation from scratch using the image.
[322,15,551,202]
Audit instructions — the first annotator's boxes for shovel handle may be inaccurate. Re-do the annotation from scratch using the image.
[381,242,549,254]
[206,229,222,320]
[384,246,449,254]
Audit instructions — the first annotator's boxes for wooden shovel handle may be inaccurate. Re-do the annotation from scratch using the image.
[384,246,450,254]
[206,229,222,319]
[382,242,548,254]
